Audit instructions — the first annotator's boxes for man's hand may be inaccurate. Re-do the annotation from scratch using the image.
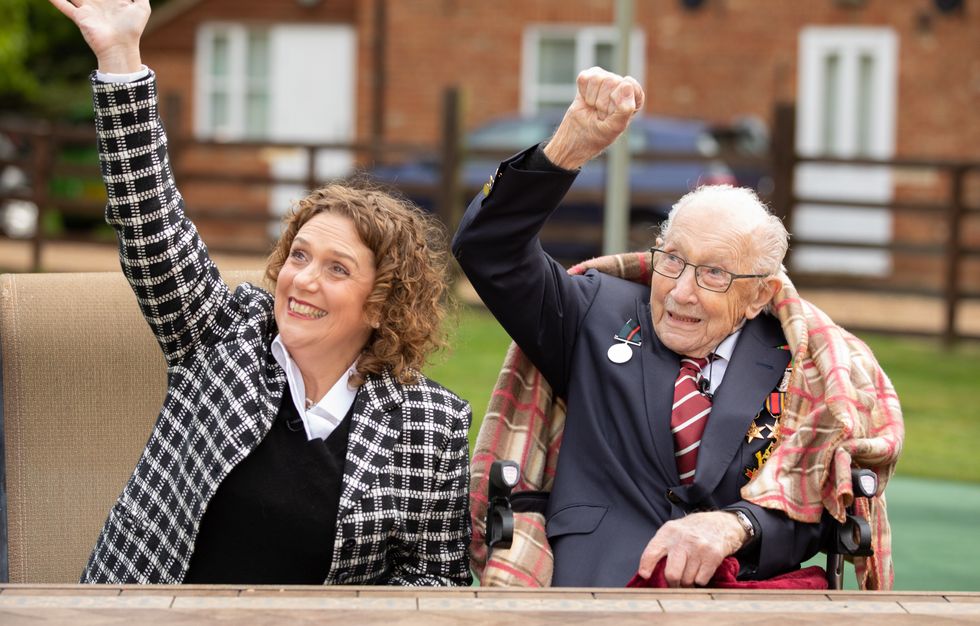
[637,511,749,587]
[48,0,151,74]
[543,67,645,171]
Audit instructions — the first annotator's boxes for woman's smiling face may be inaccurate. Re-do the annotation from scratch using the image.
[273,211,377,364]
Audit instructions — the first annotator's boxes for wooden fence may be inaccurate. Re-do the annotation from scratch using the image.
[0,98,977,341]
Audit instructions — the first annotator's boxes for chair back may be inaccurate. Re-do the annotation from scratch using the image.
[0,269,263,583]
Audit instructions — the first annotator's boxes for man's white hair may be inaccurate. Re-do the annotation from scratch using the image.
[659,184,789,275]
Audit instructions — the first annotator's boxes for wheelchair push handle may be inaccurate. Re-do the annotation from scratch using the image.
[852,468,878,499]
[486,460,521,554]
[826,467,879,589]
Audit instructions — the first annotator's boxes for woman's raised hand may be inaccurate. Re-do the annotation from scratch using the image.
[48,0,151,74]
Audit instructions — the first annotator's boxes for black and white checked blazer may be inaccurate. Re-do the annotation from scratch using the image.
[80,72,472,586]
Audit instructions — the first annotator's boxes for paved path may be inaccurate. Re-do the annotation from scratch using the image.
[3,239,978,336]
[0,239,268,274]
[887,476,980,591]
[801,475,980,592]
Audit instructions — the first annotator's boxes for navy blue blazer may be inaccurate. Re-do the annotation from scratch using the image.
[453,146,826,587]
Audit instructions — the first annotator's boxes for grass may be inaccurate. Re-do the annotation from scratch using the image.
[424,306,980,484]
[425,306,513,450]
[859,333,980,483]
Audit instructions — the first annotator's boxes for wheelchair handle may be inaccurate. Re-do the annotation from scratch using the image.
[486,460,521,554]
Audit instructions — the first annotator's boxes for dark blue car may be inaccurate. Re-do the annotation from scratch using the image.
[371,112,737,261]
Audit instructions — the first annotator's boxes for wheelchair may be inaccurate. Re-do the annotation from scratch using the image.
[485,460,878,590]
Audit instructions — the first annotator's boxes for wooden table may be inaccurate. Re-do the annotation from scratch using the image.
[1,585,978,625]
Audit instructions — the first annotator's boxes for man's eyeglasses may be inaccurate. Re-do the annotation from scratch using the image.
[649,247,768,293]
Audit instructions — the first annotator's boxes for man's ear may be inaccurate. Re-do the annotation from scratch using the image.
[744,275,782,320]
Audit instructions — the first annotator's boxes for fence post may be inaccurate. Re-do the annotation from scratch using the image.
[305,145,317,192]
[29,124,53,273]
[770,102,796,267]
[942,165,967,345]
[437,86,462,235]
[369,0,388,165]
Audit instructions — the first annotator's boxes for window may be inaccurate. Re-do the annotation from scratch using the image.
[197,25,272,140]
[522,26,645,114]
[798,27,897,160]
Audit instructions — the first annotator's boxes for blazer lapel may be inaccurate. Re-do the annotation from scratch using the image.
[637,300,684,484]
[337,368,405,521]
[691,314,789,499]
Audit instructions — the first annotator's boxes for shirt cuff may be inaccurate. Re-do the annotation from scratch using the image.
[95,65,150,84]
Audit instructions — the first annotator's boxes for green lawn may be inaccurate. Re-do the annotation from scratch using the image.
[425,306,513,450]
[860,334,980,484]
[425,306,980,484]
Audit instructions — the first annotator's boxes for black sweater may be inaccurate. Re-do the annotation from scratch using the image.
[183,388,353,584]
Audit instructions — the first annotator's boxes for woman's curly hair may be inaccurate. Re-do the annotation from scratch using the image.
[265,180,451,386]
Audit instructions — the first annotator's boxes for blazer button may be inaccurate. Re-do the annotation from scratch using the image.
[343,538,356,551]
[666,489,681,504]
[336,571,350,583]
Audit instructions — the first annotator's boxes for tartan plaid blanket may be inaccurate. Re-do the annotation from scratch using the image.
[469,251,903,590]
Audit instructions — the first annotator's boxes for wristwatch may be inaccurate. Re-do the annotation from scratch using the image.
[729,509,757,544]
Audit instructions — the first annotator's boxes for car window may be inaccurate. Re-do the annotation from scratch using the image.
[464,115,721,156]
[467,119,558,150]
[628,122,719,156]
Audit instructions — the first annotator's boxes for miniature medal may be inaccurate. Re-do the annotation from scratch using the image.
[778,366,792,392]
[745,421,765,443]
[607,318,642,364]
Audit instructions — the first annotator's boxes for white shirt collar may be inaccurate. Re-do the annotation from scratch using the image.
[699,328,742,396]
[711,328,741,364]
[271,334,358,441]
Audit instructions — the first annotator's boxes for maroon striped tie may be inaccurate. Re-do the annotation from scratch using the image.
[671,356,711,485]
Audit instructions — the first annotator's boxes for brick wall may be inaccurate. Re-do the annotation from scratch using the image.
[378,0,978,163]
[137,0,979,282]
[377,0,979,290]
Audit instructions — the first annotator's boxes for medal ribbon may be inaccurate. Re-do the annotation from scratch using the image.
[614,318,642,346]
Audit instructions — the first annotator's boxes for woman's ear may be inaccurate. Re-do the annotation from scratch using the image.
[743,275,782,319]
[366,307,382,330]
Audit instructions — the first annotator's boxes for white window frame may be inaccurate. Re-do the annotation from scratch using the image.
[195,23,271,141]
[521,25,645,115]
[797,27,897,159]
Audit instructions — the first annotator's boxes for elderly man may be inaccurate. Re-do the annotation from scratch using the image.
[452,68,832,588]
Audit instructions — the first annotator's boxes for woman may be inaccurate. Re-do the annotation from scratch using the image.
[52,0,472,586]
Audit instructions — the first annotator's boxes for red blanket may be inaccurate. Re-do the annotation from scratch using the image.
[626,557,828,589]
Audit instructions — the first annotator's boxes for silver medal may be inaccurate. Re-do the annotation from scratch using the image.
[607,341,633,364]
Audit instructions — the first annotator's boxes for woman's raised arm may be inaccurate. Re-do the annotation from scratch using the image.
[48,0,149,73]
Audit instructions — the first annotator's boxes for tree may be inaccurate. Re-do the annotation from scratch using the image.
[0,0,40,112]
[0,0,172,121]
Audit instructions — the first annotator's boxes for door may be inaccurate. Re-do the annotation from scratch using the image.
[794,27,898,276]
[266,25,356,229]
